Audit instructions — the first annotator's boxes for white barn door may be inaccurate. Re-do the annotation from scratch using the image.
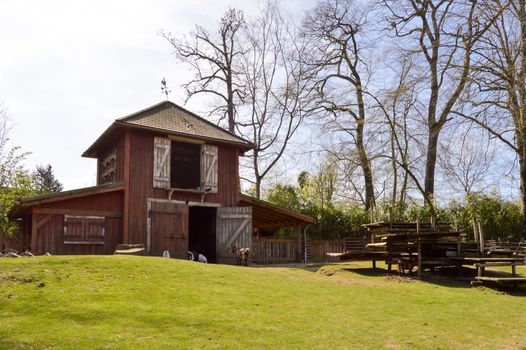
[153,137,171,188]
[201,144,218,193]
[216,207,252,264]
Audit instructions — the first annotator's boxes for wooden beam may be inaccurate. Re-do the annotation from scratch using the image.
[417,218,422,279]
[35,215,53,230]
[296,225,302,263]
[30,213,37,253]
[123,130,131,243]
[33,208,122,218]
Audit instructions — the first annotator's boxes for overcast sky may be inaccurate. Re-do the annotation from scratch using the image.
[0,0,314,190]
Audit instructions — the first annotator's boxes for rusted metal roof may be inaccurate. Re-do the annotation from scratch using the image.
[83,101,253,157]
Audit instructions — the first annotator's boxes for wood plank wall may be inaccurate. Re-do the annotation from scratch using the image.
[97,134,125,185]
[127,130,243,246]
[28,191,123,255]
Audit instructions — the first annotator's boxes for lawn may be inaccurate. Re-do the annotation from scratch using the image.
[0,256,525,350]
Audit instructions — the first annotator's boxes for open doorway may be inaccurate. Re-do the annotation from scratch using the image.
[188,206,217,263]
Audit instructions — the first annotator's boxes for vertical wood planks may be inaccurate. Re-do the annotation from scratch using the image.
[216,207,252,263]
[153,136,171,188]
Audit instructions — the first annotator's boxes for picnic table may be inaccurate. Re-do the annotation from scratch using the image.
[450,257,526,287]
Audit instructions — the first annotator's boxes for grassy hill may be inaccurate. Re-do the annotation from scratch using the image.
[0,256,525,349]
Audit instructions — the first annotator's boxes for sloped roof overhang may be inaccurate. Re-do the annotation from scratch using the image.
[8,182,124,218]
[82,101,254,158]
[239,194,315,230]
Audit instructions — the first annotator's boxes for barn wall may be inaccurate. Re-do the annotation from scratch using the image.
[30,190,123,255]
[127,130,242,246]
[40,191,123,212]
[97,134,125,185]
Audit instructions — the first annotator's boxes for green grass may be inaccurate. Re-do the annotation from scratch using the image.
[0,256,525,350]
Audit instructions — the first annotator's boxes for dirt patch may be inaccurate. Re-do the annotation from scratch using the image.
[317,267,384,286]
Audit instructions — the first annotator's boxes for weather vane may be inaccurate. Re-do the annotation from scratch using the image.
[161,77,171,100]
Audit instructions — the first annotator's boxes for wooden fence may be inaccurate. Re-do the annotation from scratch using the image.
[252,238,298,264]
[306,239,346,262]
[0,233,30,253]
[251,237,368,264]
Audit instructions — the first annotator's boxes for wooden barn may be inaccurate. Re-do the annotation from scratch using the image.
[8,101,314,263]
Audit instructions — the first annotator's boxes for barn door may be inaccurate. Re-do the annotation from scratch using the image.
[201,144,218,193]
[216,207,252,264]
[149,201,188,259]
[153,137,171,188]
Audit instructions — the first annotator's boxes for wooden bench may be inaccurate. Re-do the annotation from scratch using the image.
[474,262,524,277]
[471,276,526,287]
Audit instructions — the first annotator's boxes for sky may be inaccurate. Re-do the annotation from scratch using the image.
[0,0,314,190]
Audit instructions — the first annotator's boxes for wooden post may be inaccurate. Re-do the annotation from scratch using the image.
[123,130,131,244]
[30,211,37,254]
[472,219,479,244]
[478,222,485,256]
[456,234,461,257]
[417,217,422,279]
[388,206,393,229]
[296,224,302,263]
[303,227,308,263]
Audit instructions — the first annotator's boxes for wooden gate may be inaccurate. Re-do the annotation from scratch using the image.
[149,201,188,258]
[216,207,252,264]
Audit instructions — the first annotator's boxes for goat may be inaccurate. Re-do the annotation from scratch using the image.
[188,251,207,263]
[231,245,250,266]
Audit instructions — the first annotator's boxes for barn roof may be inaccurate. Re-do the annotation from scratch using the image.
[83,101,253,157]
[8,182,124,218]
[240,194,315,230]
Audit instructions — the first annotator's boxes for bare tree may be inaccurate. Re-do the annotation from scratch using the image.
[162,8,245,132]
[383,0,505,213]
[238,2,316,199]
[301,0,377,210]
[458,0,526,235]
[438,127,497,197]
[372,53,423,211]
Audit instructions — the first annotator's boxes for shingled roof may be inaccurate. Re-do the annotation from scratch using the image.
[83,101,253,157]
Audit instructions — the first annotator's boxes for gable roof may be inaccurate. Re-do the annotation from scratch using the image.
[83,101,253,157]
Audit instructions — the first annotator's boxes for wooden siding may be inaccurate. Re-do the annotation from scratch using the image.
[97,135,125,185]
[31,214,121,255]
[29,191,123,255]
[201,144,218,193]
[126,130,241,246]
[216,207,252,264]
[148,201,188,258]
[1,216,31,252]
[252,238,297,264]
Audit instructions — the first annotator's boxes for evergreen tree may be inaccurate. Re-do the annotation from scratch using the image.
[34,164,63,194]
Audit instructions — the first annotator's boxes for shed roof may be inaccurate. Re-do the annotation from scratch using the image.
[8,182,125,218]
[83,101,253,157]
[240,194,315,230]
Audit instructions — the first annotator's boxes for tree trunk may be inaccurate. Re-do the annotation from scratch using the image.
[356,84,375,211]
[226,72,235,133]
[424,123,441,202]
[519,150,526,238]
[356,119,375,211]
[519,0,526,238]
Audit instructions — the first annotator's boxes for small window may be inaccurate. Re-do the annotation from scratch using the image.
[170,141,201,189]
[64,216,105,245]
